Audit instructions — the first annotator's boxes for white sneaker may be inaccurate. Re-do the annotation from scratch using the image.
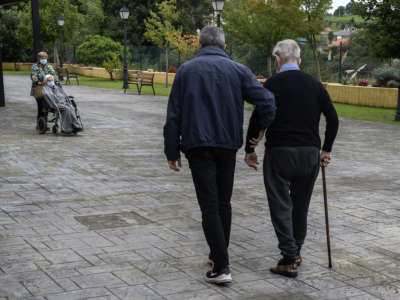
[204,267,232,284]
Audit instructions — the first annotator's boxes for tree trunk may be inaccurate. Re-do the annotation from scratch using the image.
[267,55,272,78]
[311,35,321,81]
[165,44,169,88]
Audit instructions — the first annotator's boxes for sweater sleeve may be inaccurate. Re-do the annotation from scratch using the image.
[163,71,182,160]
[320,85,339,152]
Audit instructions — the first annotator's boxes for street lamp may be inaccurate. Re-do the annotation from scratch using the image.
[120,6,130,93]
[57,16,64,80]
[211,0,225,27]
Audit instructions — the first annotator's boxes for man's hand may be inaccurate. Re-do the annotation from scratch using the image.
[245,152,259,170]
[320,151,332,167]
[249,129,265,148]
[168,159,182,172]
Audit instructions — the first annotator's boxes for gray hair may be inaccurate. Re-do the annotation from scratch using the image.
[44,74,54,82]
[199,26,225,49]
[272,39,301,62]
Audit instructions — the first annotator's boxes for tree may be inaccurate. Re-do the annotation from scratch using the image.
[101,0,160,47]
[0,6,23,61]
[144,0,182,87]
[345,2,354,14]
[352,0,400,59]
[176,0,212,33]
[16,0,84,50]
[222,0,301,77]
[299,0,332,80]
[334,5,346,16]
[76,35,123,66]
[167,32,199,62]
[102,52,122,80]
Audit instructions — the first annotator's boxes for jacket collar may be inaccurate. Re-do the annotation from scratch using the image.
[197,45,230,59]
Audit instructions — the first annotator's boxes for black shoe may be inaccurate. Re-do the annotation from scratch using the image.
[205,267,232,284]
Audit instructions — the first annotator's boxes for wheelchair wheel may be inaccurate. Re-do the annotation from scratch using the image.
[38,117,47,134]
[52,124,59,135]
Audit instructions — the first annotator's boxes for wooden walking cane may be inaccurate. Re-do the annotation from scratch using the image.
[321,166,333,268]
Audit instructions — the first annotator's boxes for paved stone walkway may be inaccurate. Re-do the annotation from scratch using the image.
[0,75,400,300]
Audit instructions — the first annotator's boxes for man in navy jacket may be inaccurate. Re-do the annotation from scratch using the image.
[164,26,276,284]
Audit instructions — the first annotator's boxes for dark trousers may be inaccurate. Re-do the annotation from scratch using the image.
[34,97,47,124]
[263,146,320,260]
[186,147,236,272]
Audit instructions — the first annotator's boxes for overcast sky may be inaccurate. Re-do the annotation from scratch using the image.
[329,0,351,12]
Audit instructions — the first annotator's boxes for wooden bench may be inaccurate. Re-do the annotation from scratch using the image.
[126,71,156,95]
[126,70,141,94]
[139,72,155,96]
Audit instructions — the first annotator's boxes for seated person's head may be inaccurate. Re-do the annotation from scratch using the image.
[37,52,48,65]
[44,75,55,87]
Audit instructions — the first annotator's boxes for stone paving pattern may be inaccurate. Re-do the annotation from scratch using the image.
[0,75,400,299]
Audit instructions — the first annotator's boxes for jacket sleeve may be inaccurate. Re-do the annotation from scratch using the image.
[163,71,183,161]
[242,68,276,153]
[320,85,339,152]
[31,65,39,84]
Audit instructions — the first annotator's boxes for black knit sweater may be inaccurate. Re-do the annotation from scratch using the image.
[246,70,339,153]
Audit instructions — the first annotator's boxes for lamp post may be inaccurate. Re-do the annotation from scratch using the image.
[120,6,130,93]
[211,0,225,27]
[57,16,64,81]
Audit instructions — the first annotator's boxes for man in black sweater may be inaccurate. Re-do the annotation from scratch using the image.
[245,39,339,278]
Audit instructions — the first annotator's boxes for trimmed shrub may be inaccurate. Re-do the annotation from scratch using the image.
[372,67,400,88]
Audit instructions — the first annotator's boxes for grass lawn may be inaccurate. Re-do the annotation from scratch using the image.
[325,15,364,23]
[333,103,399,125]
[4,70,399,125]
[3,70,172,96]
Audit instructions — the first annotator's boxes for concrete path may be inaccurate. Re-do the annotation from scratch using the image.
[0,75,400,300]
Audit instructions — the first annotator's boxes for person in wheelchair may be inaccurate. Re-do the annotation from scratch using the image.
[30,52,58,128]
[41,75,83,134]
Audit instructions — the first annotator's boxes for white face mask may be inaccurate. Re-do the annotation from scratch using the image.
[47,81,55,87]
[40,59,47,65]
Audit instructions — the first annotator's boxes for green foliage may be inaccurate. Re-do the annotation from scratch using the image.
[299,0,332,80]
[333,5,345,16]
[102,52,122,80]
[101,0,160,47]
[342,32,382,75]
[0,7,23,61]
[76,35,124,66]
[352,0,400,59]
[372,67,400,88]
[176,0,212,33]
[222,0,301,76]
[16,0,84,48]
[144,0,182,48]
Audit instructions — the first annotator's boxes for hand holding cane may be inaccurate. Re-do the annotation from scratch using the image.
[321,165,333,268]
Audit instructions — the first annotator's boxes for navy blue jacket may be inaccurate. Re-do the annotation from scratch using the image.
[164,46,276,160]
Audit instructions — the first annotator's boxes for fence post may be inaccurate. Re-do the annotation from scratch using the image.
[395,88,400,121]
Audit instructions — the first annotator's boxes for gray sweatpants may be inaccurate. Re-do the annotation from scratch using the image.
[263,146,320,260]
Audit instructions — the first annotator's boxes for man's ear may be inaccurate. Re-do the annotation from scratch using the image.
[223,44,227,50]
[298,58,302,66]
